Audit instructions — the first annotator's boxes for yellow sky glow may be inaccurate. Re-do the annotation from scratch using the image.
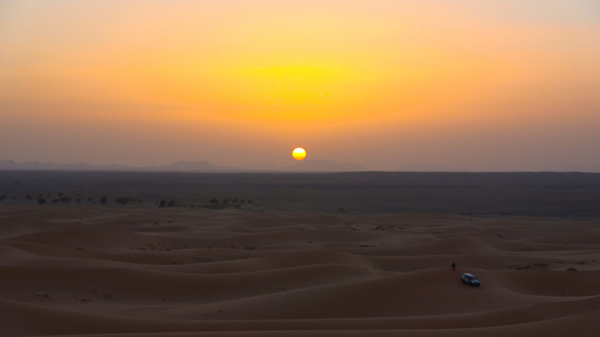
[1,0,599,169]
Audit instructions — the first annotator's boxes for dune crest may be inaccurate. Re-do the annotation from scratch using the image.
[1,206,600,336]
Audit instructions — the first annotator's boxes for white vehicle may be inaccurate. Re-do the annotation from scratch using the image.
[461,273,480,287]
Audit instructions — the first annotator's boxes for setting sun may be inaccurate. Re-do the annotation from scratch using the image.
[0,1,598,171]
[1,2,600,334]
[292,148,307,161]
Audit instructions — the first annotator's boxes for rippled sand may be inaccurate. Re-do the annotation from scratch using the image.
[1,205,600,336]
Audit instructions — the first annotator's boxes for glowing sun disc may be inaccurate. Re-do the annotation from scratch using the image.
[292,148,306,160]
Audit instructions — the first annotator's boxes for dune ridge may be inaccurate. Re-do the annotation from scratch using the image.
[1,206,600,336]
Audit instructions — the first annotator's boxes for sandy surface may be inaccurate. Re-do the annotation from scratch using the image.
[1,205,600,336]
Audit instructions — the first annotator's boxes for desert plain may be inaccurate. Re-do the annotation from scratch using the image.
[1,171,600,336]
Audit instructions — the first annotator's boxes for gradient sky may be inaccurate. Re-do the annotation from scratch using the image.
[1,0,599,170]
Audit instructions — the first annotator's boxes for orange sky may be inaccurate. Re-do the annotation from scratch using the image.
[1,0,599,170]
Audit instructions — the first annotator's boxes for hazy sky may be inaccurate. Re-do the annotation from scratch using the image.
[1,0,599,170]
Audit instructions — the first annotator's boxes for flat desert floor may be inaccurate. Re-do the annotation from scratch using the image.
[1,206,600,336]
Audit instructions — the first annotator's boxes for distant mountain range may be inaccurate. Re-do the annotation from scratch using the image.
[396,164,466,172]
[281,159,367,172]
[1,160,599,173]
[396,164,600,173]
[571,165,600,173]
[0,159,368,173]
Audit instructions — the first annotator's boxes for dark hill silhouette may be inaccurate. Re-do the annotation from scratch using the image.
[280,159,367,172]
[0,159,366,173]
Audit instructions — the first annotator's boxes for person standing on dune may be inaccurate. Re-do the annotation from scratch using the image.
[452,262,456,271]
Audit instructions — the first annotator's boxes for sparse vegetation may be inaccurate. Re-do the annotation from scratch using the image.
[37,198,46,205]
[115,197,132,205]
[25,194,33,201]
[59,196,71,203]
[99,196,108,205]
[159,200,167,207]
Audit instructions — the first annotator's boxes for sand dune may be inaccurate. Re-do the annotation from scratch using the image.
[1,206,600,336]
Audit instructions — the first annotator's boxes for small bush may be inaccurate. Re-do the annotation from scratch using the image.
[37,198,46,205]
[159,200,167,207]
[59,196,71,203]
[209,198,219,204]
[115,197,130,205]
[99,196,108,205]
[25,194,33,201]
[167,199,177,207]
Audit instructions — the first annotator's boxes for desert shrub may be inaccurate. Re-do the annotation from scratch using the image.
[57,192,63,197]
[159,200,167,207]
[25,194,33,201]
[209,198,219,204]
[52,199,60,204]
[0,194,7,201]
[167,199,177,207]
[37,198,46,205]
[59,196,71,203]
[99,196,108,204]
[115,197,130,205]
[223,198,230,205]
